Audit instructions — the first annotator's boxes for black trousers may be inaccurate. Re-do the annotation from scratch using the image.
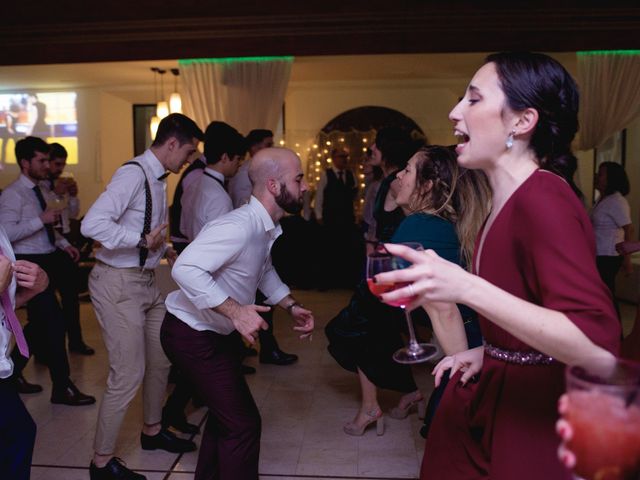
[161,313,261,480]
[0,379,36,480]
[596,255,624,318]
[12,251,72,390]
[17,249,83,348]
[256,290,277,354]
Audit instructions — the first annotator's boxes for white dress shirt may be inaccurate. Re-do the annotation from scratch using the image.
[166,196,290,334]
[227,160,253,208]
[81,149,168,269]
[170,157,204,244]
[0,174,70,254]
[180,167,232,242]
[0,226,18,379]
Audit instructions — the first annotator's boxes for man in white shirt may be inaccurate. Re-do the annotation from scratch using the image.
[180,121,246,242]
[40,142,94,355]
[0,136,95,406]
[81,113,203,480]
[161,147,315,480]
[169,154,205,254]
[0,225,48,480]
[228,129,273,208]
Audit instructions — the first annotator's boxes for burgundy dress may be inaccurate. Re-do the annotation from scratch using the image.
[421,170,621,480]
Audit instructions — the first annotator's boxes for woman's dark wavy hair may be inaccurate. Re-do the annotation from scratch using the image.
[374,126,422,171]
[599,161,630,196]
[486,52,580,179]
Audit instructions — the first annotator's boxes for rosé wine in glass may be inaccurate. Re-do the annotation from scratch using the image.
[366,242,437,364]
[565,360,640,480]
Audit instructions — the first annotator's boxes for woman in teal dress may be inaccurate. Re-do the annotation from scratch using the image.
[325,145,490,436]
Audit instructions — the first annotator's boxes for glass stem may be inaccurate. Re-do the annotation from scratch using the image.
[403,307,424,354]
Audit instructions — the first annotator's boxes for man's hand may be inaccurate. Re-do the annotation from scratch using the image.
[165,247,178,267]
[40,209,60,225]
[64,245,81,262]
[0,256,13,294]
[214,297,270,345]
[290,305,314,339]
[146,223,168,251]
[14,260,48,294]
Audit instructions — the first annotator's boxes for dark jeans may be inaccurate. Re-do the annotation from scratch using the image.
[596,255,624,319]
[17,249,84,348]
[0,379,36,480]
[161,313,261,480]
[12,251,72,390]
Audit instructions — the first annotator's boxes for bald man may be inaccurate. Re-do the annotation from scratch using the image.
[160,148,315,480]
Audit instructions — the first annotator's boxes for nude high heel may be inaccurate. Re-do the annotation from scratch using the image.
[343,409,384,436]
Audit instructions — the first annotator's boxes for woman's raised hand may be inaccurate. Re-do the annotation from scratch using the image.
[375,243,474,310]
[432,346,484,387]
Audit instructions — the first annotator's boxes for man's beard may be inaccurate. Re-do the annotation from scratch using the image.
[275,182,303,214]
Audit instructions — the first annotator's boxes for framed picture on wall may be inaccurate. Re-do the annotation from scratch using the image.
[133,104,156,157]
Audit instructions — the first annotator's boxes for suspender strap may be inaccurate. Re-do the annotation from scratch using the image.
[123,161,151,267]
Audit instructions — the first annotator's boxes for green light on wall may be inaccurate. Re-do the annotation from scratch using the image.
[179,56,294,65]
[577,50,640,56]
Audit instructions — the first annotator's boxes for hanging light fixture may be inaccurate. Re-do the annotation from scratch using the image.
[149,67,161,138]
[169,68,182,114]
[156,68,169,119]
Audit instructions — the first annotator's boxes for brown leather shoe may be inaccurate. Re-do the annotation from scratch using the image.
[51,383,96,406]
[15,375,43,394]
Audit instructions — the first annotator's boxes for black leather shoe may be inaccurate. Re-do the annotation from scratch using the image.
[164,416,200,435]
[241,364,256,375]
[259,349,298,366]
[69,342,95,355]
[51,383,96,406]
[15,375,43,394]
[140,428,196,453]
[90,457,146,479]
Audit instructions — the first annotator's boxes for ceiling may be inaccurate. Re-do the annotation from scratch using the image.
[0,52,578,92]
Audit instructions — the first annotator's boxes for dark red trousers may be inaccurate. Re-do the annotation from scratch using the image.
[160,312,261,480]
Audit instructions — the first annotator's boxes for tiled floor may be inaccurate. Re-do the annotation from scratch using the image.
[20,288,436,480]
[19,291,638,480]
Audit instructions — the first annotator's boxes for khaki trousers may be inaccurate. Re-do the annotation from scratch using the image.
[89,262,170,455]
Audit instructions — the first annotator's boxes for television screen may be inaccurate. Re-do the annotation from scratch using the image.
[0,92,77,168]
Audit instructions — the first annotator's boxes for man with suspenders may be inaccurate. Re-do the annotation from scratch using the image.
[81,113,203,480]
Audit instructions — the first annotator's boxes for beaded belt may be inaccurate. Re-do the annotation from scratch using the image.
[485,343,554,365]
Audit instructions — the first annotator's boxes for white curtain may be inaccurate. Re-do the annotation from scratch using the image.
[577,52,640,150]
[179,57,293,135]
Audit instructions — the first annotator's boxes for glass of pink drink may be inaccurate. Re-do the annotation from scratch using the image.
[565,359,640,480]
[366,242,438,364]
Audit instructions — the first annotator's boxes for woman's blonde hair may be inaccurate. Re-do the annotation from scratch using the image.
[408,146,491,268]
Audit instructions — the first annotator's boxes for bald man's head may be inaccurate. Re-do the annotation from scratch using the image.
[249,147,308,214]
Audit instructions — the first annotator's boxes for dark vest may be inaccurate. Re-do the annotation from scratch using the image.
[169,158,205,240]
[322,168,357,226]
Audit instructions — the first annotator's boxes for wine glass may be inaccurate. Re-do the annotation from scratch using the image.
[564,358,640,480]
[45,196,66,229]
[366,242,439,364]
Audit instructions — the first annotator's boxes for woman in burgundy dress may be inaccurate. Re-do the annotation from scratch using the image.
[376,52,621,480]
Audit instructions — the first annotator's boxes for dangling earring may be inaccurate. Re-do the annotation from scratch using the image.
[506,130,515,149]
